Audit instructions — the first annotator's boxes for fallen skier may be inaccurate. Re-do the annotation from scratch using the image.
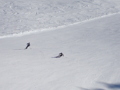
[54,52,64,58]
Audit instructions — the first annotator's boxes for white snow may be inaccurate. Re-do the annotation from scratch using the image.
[0,0,120,36]
[0,0,120,90]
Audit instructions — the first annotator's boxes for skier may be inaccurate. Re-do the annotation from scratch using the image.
[25,42,30,49]
[55,52,64,58]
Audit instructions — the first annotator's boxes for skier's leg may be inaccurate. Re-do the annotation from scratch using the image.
[25,45,29,49]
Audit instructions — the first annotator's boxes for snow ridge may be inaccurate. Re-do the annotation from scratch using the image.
[0,0,120,36]
[0,12,119,39]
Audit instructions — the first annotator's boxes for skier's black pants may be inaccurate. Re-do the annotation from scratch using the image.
[25,45,30,49]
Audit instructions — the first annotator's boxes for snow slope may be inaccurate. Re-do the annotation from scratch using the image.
[0,13,120,90]
[0,0,120,36]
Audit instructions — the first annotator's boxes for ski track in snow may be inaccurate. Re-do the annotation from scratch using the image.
[0,12,120,39]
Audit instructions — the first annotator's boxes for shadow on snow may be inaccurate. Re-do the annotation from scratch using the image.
[79,82,120,90]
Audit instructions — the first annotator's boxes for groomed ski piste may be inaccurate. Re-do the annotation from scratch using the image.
[0,0,120,90]
[0,12,120,90]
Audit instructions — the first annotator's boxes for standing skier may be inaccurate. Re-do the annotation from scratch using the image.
[25,42,30,49]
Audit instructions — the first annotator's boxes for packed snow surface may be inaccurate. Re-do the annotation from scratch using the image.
[0,0,120,36]
[0,0,120,90]
[0,12,120,90]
